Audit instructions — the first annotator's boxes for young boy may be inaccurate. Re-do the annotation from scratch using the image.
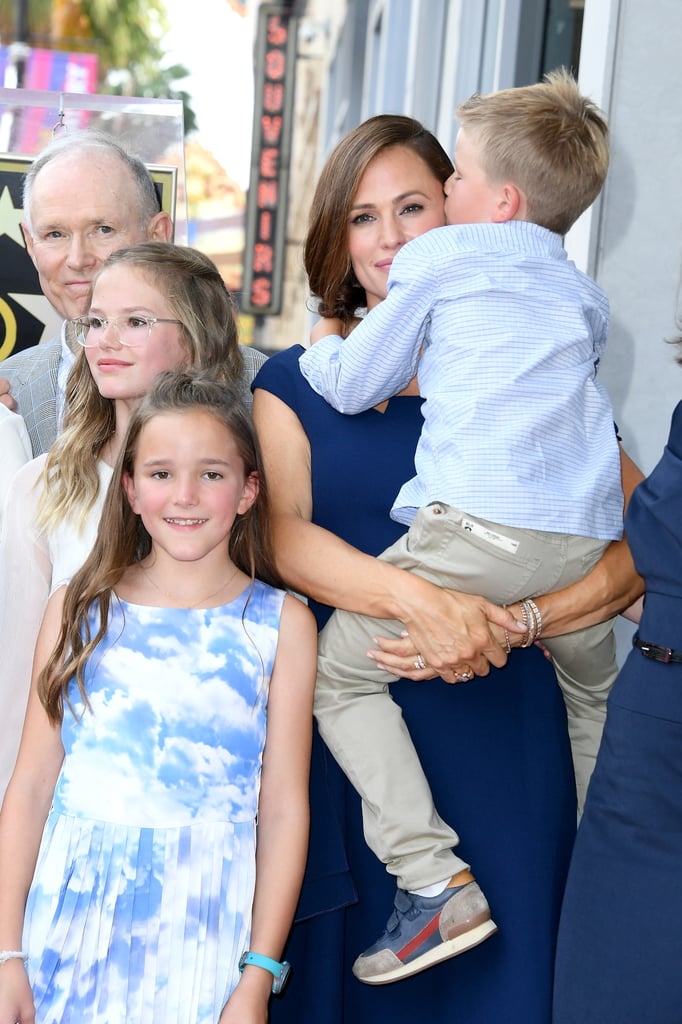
[299,70,623,984]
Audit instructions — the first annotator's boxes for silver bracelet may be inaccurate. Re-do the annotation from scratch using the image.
[0,950,27,965]
[519,600,534,647]
[524,597,543,641]
[502,606,512,654]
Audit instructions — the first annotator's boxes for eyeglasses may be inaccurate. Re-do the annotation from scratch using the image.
[70,314,184,348]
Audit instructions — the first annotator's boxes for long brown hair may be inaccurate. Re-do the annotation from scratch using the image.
[39,369,283,724]
[304,115,453,326]
[37,242,244,534]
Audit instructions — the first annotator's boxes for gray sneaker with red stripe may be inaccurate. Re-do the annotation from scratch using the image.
[352,880,497,985]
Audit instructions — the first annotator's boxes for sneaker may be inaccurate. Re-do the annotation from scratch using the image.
[352,881,497,985]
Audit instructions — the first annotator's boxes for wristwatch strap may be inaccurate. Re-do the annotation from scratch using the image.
[238,951,291,994]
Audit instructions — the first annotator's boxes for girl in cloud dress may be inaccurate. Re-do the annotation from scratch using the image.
[0,370,317,1024]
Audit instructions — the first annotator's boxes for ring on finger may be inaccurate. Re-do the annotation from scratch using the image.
[455,667,474,682]
[414,654,426,670]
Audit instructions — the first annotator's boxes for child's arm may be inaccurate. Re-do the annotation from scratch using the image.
[253,388,521,683]
[299,244,435,412]
[0,590,66,1023]
[219,594,317,1024]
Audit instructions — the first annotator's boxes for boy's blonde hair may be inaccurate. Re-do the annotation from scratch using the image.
[456,68,609,236]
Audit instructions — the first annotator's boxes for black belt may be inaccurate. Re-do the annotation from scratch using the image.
[633,632,682,664]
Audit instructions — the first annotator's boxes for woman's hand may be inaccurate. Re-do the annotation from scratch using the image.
[373,588,524,682]
[368,633,446,680]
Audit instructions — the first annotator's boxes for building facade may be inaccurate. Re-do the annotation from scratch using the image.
[251,0,682,482]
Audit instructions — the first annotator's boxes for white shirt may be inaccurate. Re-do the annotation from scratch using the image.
[0,404,31,525]
[58,321,76,432]
[0,456,112,797]
[300,221,623,540]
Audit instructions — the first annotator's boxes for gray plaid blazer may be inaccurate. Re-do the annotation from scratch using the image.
[0,336,268,457]
[0,335,61,457]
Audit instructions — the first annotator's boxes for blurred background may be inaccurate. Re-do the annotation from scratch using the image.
[0,0,681,482]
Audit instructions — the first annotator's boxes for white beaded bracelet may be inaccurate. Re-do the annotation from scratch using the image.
[0,950,27,965]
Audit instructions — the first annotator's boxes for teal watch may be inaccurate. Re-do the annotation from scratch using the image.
[238,951,291,994]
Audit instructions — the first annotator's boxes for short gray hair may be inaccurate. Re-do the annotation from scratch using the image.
[23,129,161,234]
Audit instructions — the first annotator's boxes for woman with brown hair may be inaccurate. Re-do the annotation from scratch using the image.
[252,114,605,1022]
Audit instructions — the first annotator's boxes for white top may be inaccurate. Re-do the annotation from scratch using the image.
[0,455,113,797]
[0,404,31,526]
[57,321,75,432]
[300,220,623,540]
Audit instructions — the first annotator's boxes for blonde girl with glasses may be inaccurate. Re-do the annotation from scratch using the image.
[0,242,246,799]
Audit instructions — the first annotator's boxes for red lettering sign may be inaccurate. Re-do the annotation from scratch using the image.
[257,180,278,208]
[253,243,274,273]
[263,83,284,113]
[251,277,272,306]
[266,49,286,80]
[262,115,283,144]
[259,148,279,178]
[266,14,288,46]
[243,5,296,315]
[258,210,273,240]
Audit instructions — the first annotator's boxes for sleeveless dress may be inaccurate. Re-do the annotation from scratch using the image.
[254,347,576,1024]
[553,400,682,1024]
[24,582,286,1024]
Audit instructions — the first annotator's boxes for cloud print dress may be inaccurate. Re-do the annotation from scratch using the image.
[23,581,286,1024]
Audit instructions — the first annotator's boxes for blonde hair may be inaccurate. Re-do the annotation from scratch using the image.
[36,242,244,534]
[39,369,283,723]
[456,68,609,235]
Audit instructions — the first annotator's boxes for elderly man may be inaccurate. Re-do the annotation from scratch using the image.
[0,129,265,454]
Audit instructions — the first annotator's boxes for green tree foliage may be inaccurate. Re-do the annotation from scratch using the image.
[0,0,197,133]
[77,0,198,132]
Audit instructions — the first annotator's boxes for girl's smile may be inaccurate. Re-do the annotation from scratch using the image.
[123,408,258,576]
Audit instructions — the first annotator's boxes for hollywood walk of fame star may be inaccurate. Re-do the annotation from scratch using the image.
[0,186,26,247]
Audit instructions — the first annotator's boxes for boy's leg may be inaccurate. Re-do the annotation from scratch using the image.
[314,605,467,891]
[315,505,583,983]
[315,590,497,986]
[315,503,583,886]
[387,511,618,813]
[519,533,616,813]
[541,620,617,813]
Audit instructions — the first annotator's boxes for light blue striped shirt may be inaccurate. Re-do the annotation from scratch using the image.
[299,221,623,540]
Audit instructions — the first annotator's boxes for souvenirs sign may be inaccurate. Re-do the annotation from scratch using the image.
[241,4,297,316]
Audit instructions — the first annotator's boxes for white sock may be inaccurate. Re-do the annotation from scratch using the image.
[409,876,452,898]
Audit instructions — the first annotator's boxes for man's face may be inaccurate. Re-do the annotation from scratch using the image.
[23,152,170,321]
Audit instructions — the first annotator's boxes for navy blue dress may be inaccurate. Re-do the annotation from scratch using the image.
[255,347,576,1023]
[553,400,682,1024]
